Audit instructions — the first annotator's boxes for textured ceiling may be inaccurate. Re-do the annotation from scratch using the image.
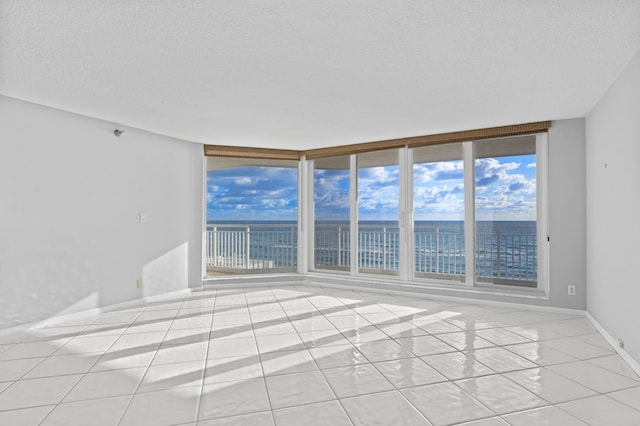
[1,1,640,150]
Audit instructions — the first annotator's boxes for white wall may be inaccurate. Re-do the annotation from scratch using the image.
[0,93,590,331]
[548,119,587,310]
[306,119,588,310]
[586,50,640,363]
[0,96,204,329]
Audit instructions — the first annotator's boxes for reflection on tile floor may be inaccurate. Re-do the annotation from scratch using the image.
[0,285,639,425]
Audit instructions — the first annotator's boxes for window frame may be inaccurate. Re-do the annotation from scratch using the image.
[203,120,550,296]
[204,156,301,276]
[306,133,549,295]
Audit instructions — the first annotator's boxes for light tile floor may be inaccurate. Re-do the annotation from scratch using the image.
[0,285,639,425]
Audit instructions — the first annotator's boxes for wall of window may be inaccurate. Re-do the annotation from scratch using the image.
[413,143,465,282]
[203,130,547,293]
[357,149,400,275]
[206,157,299,275]
[308,134,547,291]
[313,155,350,272]
[474,137,538,287]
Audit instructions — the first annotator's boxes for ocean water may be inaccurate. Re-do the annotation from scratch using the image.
[207,220,537,282]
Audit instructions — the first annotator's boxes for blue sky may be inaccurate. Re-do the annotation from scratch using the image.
[207,166,298,221]
[313,169,350,221]
[207,155,536,222]
[474,154,537,221]
[414,154,536,221]
[413,159,464,221]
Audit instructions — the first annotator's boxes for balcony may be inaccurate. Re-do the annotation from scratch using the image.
[206,222,537,286]
[206,224,298,274]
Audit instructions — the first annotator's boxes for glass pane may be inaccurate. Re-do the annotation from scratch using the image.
[474,136,537,287]
[357,149,399,275]
[206,157,298,276]
[313,155,350,272]
[413,143,465,282]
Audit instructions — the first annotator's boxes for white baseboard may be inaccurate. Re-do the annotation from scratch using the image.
[199,273,585,317]
[202,273,303,289]
[585,312,640,377]
[305,274,583,316]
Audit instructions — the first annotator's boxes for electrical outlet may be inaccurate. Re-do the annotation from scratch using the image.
[139,212,147,223]
[567,285,576,296]
[137,279,144,289]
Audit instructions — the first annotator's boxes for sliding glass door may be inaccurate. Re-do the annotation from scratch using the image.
[309,134,545,290]
[313,155,350,272]
[474,136,538,287]
[206,157,298,276]
[412,143,465,282]
[357,149,400,275]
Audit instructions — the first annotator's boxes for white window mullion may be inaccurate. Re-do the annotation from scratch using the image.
[398,147,410,281]
[463,141,476,287]
[201,156,208,280]
[536,133,550,294]
[350,154,358,275]
[300,156,310,274]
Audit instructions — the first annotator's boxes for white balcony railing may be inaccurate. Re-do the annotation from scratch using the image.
[475,224,537,284]
[206,224,297,272]
[414,224,465,279]
[314,224,350,270]
[314,223,401,273]
[207,222,537,285]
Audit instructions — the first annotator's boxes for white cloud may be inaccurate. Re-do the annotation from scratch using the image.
[235,177,252,185]
[413,184,464,219]
[260,199,287,208]
[475,158,519,178]
[414,161,463,183]
[220,197,244,203]
[266,189,286,197]
[506,175,536,194]
[359,166,398,184]
[475,158,520,191]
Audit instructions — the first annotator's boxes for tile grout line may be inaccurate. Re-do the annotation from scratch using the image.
[113,295,190,426]
[250,286,280,426]
[1,285,638,425]
[341,291,495,426]
[191,287,216,425]
[271,285,356,425]
[33,308,146,425]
